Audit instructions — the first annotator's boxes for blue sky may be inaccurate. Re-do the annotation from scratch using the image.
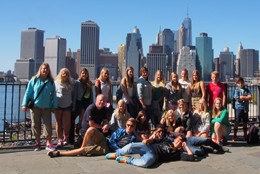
[0,0,259,72]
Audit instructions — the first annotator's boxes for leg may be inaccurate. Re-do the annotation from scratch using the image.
[55,109,63,143]
[30,108,42,145]
[62,110,71,143]
[41,108,52,145]
[59,147,85,156]
[214,122,226,144]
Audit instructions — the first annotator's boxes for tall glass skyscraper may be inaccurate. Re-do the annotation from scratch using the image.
[182,17,192,46]
[125,26,143,80]
[195,32,213,81]
[80,20,99,80]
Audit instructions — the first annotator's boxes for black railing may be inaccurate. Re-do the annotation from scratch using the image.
[0,82,259,143]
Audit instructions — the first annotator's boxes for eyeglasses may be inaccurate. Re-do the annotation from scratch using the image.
[126,124,134,128]
[157,130,163,133]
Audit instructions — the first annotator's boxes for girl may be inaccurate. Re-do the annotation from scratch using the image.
[160,109,177,137]
[110,99,131,132]
[136,110,151,140]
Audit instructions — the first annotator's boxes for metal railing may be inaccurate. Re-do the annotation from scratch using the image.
[1,81,259,143]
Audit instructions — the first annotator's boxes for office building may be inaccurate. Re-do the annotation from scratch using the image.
[125,26,143,80]
[195,32,213,81]
[44,36,66,77]
[218,47,235,81]
[14,28,44,81]
[80,20,100,80]
[118,44,126,79]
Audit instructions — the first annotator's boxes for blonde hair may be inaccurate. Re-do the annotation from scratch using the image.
[211,71,219,77]
[33,63,54,81]
[98,67,111,85]
[164,109,176,127]
[56,68,72,84]
[212,97,224,118]
[114,99,130,120]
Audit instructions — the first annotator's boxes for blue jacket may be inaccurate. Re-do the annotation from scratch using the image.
[233,87,251,112]
[22,77,58,109]
[108,128,137,151]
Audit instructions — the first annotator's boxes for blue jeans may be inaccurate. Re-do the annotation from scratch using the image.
[186,136,208,156]
[116,142,156,168]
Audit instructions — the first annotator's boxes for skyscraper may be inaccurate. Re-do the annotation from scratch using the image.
[14,28,44,81]
[44,36,67,77]
[125,26,143,80]
[80,20,100,80]
[218,47,235,82]
[195,32,213,81]
[237,42,259,78]
[118,44,126,79]
[182,17,192,46]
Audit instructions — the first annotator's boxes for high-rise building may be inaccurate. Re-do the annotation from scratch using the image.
[125,26,143,80]
[80,20,100,80]
[118,44,126,79]
[237,42,259,78]
[218,47,235,82]
[182,17,192,46]
[195,32,213,81]
[176,46,196,79]
[44,36,66,77]
[14,28,44,81]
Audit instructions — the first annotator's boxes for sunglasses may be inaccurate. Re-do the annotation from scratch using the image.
[157,130,163,133]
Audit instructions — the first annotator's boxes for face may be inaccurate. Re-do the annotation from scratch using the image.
[192,72,199,81]
[181,71,187,79]
[118,103,125,112]
[171,74,178,83]
[125,121,135,134]
[211,74,218,83]
[156,71,162,81]
[178,102,186,111]
[40,65,49,77]
[80,70,88,79]
[237,81,244,88]
[127,69,133,77]
[102,71,109,79]
[167,111,174,121]
[141,70,148,79]
[198,101,204,111]
[61,70,68,81]
[156,128,164,139]
[96,95,106,109]
[215,99,222,110]
[140,114,146,122]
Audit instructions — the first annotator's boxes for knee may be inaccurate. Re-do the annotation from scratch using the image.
[214,122,221,130]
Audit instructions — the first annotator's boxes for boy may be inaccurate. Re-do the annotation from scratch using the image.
[233,77,252,141]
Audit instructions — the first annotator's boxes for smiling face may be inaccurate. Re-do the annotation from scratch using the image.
[214,98,222,110]
[40,64,49,79]
[95,94,106,109]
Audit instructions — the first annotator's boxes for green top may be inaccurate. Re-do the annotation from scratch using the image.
[211,109,231,127]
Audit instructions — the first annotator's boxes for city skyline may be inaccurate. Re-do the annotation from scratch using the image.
[1,0,260,72]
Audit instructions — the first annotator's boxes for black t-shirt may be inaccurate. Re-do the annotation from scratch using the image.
[80,103,108,135]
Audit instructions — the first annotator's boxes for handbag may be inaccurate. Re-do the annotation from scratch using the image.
[26,80,48,109]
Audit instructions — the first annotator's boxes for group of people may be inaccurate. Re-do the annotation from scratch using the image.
[22,62,252,168]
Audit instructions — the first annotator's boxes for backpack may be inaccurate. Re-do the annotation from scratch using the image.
[247,124,259,144]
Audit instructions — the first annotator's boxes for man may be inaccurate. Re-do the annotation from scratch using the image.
[48,117,137,157]
[206,71,226,110]
[106,125,194,168]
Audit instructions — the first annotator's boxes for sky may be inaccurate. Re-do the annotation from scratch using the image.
[0,0,260,72]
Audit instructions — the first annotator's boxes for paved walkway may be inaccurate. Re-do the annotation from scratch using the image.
[0,140,260,174]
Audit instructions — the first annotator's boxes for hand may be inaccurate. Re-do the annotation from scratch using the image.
[102,124,109,133]
[22,106,27,112]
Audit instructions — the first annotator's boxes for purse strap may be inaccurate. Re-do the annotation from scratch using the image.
[33,80,48,102]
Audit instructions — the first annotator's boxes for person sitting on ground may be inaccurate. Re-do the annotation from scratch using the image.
[47,118,138,158]
[109,99,131,132]
[135,110,151,140]
[105,125,195,168]
[160,109,177,137]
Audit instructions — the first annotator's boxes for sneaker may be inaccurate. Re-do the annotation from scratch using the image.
[47,150,60,158]
[106,153,117,159]
[34,144,41,151]
[56,140,62,148]
[46,144,56,151]
[232,136,236,142]
[116,156,129,163]
[63,141,68,146]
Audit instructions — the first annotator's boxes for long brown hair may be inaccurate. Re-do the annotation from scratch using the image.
[79,68,92,91]
[212,97,224,118]
[125,66,134,88]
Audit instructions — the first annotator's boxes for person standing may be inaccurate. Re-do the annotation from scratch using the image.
[206,71,226,111]
[179,68,191,109]
[54,68,74,147]
[232,77,252,141]
[22,63,58,151]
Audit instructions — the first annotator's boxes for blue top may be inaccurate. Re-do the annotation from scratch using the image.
[233,87,251,112]
[22,77,58,109]
[108,128,137,151]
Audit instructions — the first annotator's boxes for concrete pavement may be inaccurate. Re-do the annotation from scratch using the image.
[0,141,260,174]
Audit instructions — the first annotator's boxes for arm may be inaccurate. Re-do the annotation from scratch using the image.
[200,81,206,99]
[137,82,146,109]
[94,80,101,97]
[108,129,121,151]
[121,78,133,103]
[22,78,35,111]
[211,109,228,123]
[222,85,227,106]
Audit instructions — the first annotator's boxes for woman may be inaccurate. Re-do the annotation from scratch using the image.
[160,109,176,137]
[165,72,183,111]
[151,70,165,126]
[121,66,136,117]
[178,68,191,109]
[136,67,153,126]
[69,68,93,144]
[22,63,58,151]
[211,97,231,145]
[189,70,205,111]
[192,98,210,137]
[95,68,113,120]
[110,99,131,132]
[55,68,74,147]
[136,110,151,140]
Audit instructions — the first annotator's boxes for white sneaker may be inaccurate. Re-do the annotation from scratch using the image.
[45,144,56,151]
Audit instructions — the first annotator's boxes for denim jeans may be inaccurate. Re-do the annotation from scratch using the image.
[116,142,156,168]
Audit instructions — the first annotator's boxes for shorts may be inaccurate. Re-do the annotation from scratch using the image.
[82,128,108,156]
[235,109,249,123]
[57,106,72,111]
